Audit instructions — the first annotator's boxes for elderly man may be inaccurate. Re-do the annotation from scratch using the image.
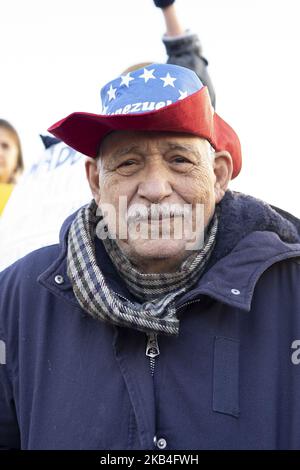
[1,63,300,451]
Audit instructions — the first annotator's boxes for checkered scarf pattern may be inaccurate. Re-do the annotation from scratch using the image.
[67,200,218,336]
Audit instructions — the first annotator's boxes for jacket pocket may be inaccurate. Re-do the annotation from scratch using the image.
[213,336,240,418]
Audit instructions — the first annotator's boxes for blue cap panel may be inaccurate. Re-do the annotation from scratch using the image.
[100,63,203,116]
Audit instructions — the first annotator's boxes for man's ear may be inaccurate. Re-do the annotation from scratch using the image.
[213,151,233,203]
[85,157,101,204]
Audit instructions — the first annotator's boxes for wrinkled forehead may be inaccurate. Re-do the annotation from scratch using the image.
[98,130,210,158]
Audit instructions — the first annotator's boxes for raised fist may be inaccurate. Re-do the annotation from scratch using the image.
[153,0,175,9]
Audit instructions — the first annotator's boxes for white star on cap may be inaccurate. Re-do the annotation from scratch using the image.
[178,89,188,100]
[139,68,156,83]
[102,105,108,114]
[107,84,117,101]
[160,72,177,88]
[120,73,134,87]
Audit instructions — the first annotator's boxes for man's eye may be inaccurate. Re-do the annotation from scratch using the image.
[172,156,191,164]
[118,160,137,167]
[115,159,141,175]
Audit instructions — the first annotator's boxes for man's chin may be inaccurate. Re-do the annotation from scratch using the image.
[127,238,188,260]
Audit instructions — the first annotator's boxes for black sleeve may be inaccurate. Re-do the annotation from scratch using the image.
[163,32,216,108]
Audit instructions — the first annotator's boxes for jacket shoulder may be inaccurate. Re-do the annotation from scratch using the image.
[0,244,60,284]
[0,245,60,334]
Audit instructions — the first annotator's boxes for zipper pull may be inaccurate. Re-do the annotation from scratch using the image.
[146,333,160,358]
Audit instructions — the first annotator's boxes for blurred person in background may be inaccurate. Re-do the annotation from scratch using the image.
[0,119,24,215]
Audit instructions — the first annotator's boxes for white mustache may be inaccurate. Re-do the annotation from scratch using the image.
[126,203,192,224]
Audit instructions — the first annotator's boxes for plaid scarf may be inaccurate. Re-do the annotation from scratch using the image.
[67,200,218,336]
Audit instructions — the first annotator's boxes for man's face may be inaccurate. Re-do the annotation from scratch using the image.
[86,131,232,272]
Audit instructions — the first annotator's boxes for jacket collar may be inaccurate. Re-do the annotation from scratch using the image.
[38,191,300,311]
[206,190,300,271]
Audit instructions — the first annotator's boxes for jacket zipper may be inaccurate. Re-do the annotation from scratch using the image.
[114,291,198,375]
[113,292,161,376]
[114,290,199,376]
[146,333,160,376]
[144,300,201,376]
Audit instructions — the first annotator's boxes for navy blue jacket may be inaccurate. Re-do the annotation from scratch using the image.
[1,191,300,450]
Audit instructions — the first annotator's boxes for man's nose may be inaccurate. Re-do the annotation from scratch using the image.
[137,165,173,203]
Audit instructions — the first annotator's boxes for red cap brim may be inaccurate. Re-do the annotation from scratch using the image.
[48,87,242,179]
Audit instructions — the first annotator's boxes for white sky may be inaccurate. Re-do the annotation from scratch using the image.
[1,0,300,216]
